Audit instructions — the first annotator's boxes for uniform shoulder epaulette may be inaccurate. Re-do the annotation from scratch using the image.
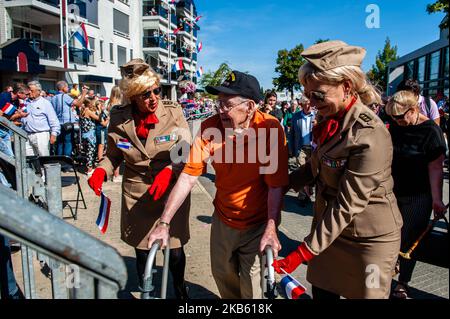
[162,100,180,108]
[358,112,373,123]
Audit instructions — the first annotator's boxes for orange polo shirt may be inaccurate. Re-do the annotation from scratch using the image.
[183,110,289,229]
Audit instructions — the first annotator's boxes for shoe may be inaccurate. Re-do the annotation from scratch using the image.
[174,283,190,300]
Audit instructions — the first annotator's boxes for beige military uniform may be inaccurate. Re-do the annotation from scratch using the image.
[291,99,403,299]
[98,100,192,250]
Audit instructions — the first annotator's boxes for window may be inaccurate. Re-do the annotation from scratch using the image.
[405,60,414,79]
[118,46,127,67]
[444,47,449,78]
[429,51,440,81]
[88,37,95,64]
[100,40,104,61]
[417,56,426,83]
[130,49,133,60]
[110,43,114,63]
[113,9,129,35]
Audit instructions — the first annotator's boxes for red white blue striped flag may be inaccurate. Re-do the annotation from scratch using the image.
[96,192,111,234]
[1,102,17,117]
[280,273,306,299]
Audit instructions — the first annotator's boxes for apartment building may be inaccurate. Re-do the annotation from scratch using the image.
[142,0,199,98]
[0,0,142,96]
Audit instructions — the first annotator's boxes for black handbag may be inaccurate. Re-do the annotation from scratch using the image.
[410,217,449,268]
[59,93,75,132]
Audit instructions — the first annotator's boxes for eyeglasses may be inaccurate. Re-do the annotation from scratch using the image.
[215,99,249,112]
[391,108,411,121]
[304,90,327,102]
[141,87,161,99]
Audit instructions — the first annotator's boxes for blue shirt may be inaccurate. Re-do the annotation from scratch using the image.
[21,97,60,136]
[292,110,315,155]
[51,92,75,124]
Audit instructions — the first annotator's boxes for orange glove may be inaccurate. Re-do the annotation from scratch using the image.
[87,168,106,196]
[272,242,314,274]
[148,167,173,201]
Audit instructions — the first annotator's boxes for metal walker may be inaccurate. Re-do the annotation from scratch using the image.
[141,241,170,299]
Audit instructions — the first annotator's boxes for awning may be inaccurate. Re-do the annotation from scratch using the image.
[0,38,45,74]
[78,75,114,83]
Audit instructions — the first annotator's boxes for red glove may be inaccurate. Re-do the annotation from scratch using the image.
[272,242,314,274]
[148,167,173,201]
[87,168,106,196]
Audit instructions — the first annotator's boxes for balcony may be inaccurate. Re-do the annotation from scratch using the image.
[143,36,177,52]
[69,47,89,65]
[29,39,61,61]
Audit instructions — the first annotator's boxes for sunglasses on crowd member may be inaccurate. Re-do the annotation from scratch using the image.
[391,108,411,121]
[141,87,161,99]
[305,90,327,102]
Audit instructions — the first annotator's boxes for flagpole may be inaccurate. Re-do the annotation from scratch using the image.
[190,0,194,82]
[167,0,172,96]
[280,268,304,288]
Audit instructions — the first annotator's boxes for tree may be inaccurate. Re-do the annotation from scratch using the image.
[199,62,232,90]
[427,0,449,30]
[367,37,398,93]
[314,38,330,44]
[273,44,306,100]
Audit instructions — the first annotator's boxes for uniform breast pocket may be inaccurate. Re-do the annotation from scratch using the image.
[320,155,347,189]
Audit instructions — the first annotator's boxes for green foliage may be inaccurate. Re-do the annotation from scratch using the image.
[273,44,306,99]
[427,0,449,30]
[198,62,232,98]
[367,37,398,93]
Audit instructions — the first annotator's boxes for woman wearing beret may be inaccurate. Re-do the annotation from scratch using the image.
[273,41,403,299]
[87,59,192,299]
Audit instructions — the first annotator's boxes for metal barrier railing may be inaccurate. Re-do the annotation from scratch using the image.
[141,241,170,299]
[0,184,127,299]
[0,117,127,299]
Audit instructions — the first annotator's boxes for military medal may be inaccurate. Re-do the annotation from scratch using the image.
[154,133,178,145]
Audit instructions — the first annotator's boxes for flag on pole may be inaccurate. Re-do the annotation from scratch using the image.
[197,41,203,53]
[1,103,17,117]
[73,22,90,51]
[173,26,182,35]
[170,0,180,4]
[280,273,306,299]
[195,15,203,23]
[196,67,204,78]
[172,59,184,72]
[96,192,111,234]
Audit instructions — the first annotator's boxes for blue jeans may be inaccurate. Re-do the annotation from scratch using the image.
[0,128,14,157]
[56,127,73,157]
[0,234,19,298]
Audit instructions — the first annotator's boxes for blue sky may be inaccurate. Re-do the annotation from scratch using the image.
[195,0,447,90]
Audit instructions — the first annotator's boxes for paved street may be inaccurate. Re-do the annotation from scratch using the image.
[10,161,449,299]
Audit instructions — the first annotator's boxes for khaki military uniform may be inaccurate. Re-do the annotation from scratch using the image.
[291,99,403,299]
[98,100,192,250]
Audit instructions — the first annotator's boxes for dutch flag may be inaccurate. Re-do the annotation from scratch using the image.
[1,102,17,117]
[197,41,203,53]
[96,192,111,234]
[280,273,306,299]
[196,67,203,78]
[172,59,184,72]
[73,22,90,51]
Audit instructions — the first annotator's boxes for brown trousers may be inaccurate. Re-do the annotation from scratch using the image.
[210,212,266,299]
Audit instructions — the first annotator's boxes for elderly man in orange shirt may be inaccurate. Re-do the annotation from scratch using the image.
[147,71,289,299]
